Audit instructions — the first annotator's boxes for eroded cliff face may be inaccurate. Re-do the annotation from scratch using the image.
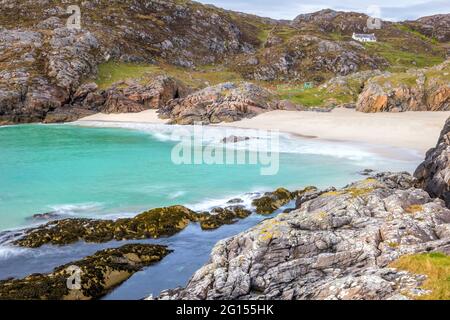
[157,173,450,300]
[0,0,266,124]
[356,60,450,112]
[0,28,102,124]
[415,117,450,207]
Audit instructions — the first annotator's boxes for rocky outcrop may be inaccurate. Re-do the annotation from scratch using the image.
[232,34,387,82]
[158,173,450,300]
[292,9,378,34]
[0,244,171,300]
[415,117,450,207]
[404,14,450,43]
[0,27,102,125]
[356,60,450,112]
[158,82,279,124]
[100,76,191,114]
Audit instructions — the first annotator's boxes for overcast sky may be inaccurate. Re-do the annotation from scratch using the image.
[196,0,449,21]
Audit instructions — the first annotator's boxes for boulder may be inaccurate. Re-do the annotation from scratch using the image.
[158,82,279,124]
[100,76,190,114]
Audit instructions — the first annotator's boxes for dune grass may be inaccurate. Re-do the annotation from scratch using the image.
[390,252,450,300]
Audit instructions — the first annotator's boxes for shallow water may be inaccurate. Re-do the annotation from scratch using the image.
[0,123,421,298]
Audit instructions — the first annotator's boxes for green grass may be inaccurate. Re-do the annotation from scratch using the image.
[390,252,450,300]
[374,72,418,87]
[96,61,160,89]
[395,24,439,45]
[95,61,243,90]
[276,82,357,107]
[364,42,445,72]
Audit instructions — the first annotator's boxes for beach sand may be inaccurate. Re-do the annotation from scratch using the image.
[216,108,450,155]
[77,110,168,124]
[78,108,450,156]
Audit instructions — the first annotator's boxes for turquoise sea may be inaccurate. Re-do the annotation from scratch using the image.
[0,122,422,298]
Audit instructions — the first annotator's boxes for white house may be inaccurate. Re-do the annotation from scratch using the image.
[352,33,377,42]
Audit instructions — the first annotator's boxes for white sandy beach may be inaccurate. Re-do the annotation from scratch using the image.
[78,110,169,124]
[78,108,450,155]
[217,108,450,155]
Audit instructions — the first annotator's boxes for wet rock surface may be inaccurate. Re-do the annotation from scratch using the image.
[158,173,450,300]
[415,117,450,207]
[0,244,171,300]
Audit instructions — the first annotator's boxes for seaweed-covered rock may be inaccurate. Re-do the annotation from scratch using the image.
[197,206,252,230]
[14,204,254,248]
[14,206,197,248]
[252,188,293,214]
[0,244,171,300]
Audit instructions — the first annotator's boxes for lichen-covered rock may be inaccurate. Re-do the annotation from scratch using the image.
[0,244,171,300]
[415,117,450,206]
[356,60,450,112]
[252,188,293,215]
[158,82,279,124]
[294,186,336,209]
[158,173,450,300]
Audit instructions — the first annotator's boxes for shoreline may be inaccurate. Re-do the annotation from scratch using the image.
[214,108,450,155]
[75,108,450,161]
